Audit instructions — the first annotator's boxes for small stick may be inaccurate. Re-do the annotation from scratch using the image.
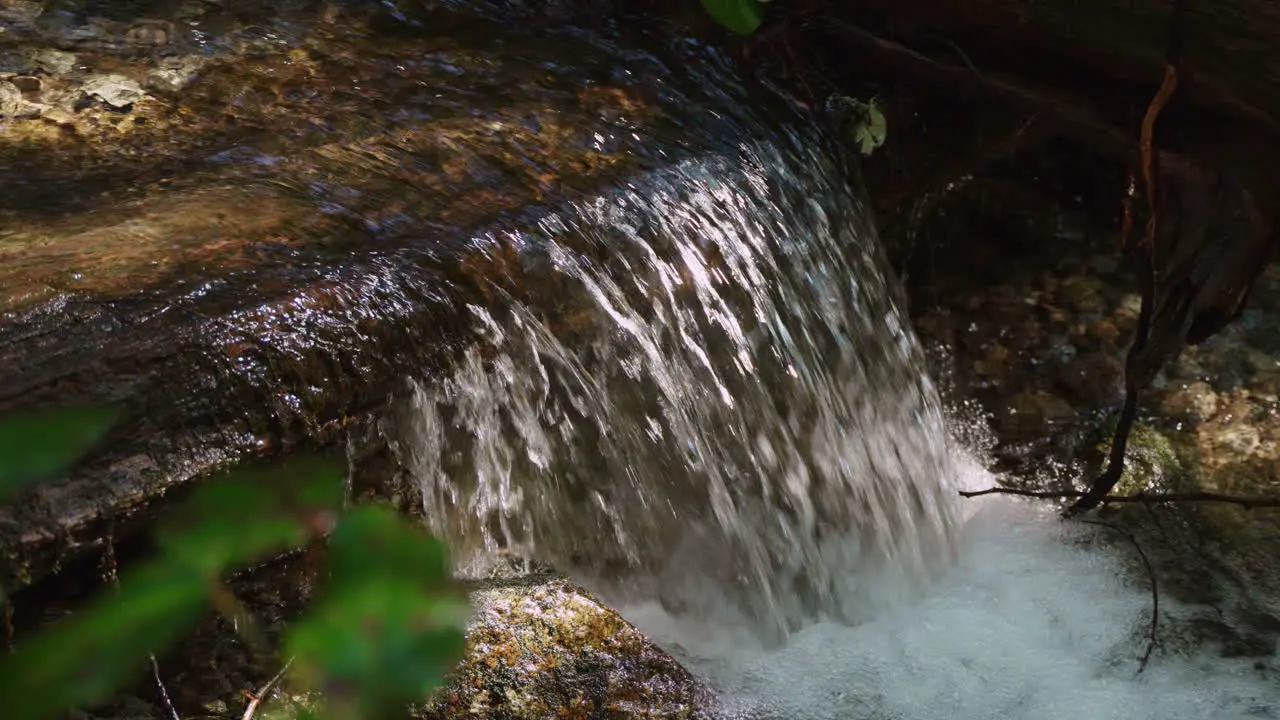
[105,532,182,720]
[242,657,294,720]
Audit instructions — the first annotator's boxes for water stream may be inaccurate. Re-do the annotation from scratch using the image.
[383,121,965,643]
[4,1,1277,714]
[373,28,1280,719]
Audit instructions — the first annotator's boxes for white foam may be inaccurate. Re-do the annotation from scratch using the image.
[621,459,1280,720]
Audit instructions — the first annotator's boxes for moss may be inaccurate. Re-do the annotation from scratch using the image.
[1096,420,1185,494]
[415,579,709,719]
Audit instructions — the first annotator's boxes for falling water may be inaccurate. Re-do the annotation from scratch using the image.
[383,93,962,640]
[358,25,1280,719]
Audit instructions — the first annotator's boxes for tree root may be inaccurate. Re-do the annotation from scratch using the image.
[961,486,1280,510]
[962,484,1280,507]
[1065,0,1184,517]
[1077,518,1160,674]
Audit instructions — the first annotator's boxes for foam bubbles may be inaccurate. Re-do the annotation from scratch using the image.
[623,479,1280,720]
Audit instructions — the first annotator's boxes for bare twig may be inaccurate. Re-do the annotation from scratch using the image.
[1077,519,1159,674]
[242,657,294,720]
[105,532,182,720]
[960,487,1280,509]
[150,655,182,720]
[2,594,12,654]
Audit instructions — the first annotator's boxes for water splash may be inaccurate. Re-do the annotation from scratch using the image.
[625,458,1280,720]
[385,120,963,641]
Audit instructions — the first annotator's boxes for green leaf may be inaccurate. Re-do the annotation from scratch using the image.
[286,507,469,717]
[325,506,451,590]
[287,584,468,717]
[0,559,207,720]
[0,406,120,501]
[854,100,888,156]
[700,0,762,36]
[156,457,345,576]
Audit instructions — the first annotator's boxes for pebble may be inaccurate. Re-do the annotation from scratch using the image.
[1157,380,1220,423]
[1,48,78,75]
[0,78,42,117]
[992,389,1077,441]
[80,74,147,109]
[145,55,206,93]
[0,0,42,25]
[9,75,39,91]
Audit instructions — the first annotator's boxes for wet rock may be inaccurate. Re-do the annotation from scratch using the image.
[122,20,173,49]
[9,74,40,92]
[80,74,146,109]
[144,56,205,93]
[1054,351,1124,408]
[0,79,24,114]
[1,47,78,75]
[0,0,42,25]
[1056,275,1106,314]
[1098,421,1182,494]
[228,568,712,720]
[1195,394,1274,480]
[0,78,42,117]
[992,389,1076,441]
[419,576,712,719]
[1158,380,1220,424]
[971,342,1012,384]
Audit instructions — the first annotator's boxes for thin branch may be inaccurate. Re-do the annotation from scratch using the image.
[150,655,182,720]
[959,487,1280,509]
[2,595,12,654]
[242,657,294,720]
[1077,519,1159,674]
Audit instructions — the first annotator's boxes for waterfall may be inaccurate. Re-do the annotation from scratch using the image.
[382,100,963,640]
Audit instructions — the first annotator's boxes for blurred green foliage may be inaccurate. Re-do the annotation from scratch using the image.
[0,408,470,720]
[700,0,764,35]
[0,405,119,502]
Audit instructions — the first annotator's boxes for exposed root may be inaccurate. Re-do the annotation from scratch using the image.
[1078,519,1159,674]
[1066,1,1184,517]
[961,487,1280,509]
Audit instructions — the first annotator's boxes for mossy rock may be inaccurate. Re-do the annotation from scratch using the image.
[1094,420,1186,495]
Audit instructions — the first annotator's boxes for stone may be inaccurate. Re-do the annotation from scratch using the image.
[9,74,39,91]
[1054,351,1124,408]
[122,20,173,49]
[0,79,23,115]
[1,48,77,75]
[0,79,42,117]
[145,56,206,94]
[80,74,147,109]
[417,576,712,719]
[1158,380,1220,424]
[0,0,42,25]
[992,389,1077,441]
[1099,422,1182,494]
[1056,275,1106,314]
[33,48,76,75]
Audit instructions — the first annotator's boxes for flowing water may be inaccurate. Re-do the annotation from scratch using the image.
[370,23,1280,720]
[4,1,1278,714]
[383,114,965,642]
